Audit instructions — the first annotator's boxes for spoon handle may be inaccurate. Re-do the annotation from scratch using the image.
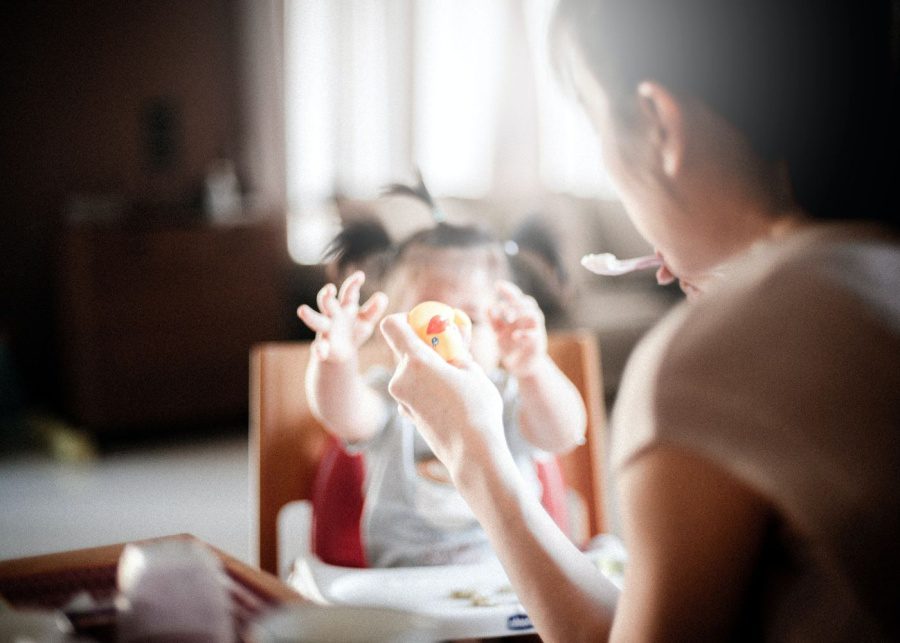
[626,255,663,271]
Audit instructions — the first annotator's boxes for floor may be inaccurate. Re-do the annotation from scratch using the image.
[0,427,252,565]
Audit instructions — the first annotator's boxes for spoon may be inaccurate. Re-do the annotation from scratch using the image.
[580,252,662,276]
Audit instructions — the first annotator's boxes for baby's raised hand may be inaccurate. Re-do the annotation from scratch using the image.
[489,280,548,377]
[297,271,388,362]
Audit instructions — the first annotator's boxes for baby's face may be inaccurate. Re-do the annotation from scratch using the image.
[391,256,500,371]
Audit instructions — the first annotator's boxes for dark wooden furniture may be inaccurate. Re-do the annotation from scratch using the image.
[58,219,289,432]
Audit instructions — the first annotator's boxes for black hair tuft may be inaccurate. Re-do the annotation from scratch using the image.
[381,168,446,223]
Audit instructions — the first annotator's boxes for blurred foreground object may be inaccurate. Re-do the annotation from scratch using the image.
[116,539,232,642]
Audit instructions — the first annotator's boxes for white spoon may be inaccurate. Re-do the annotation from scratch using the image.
[580,252,662,276]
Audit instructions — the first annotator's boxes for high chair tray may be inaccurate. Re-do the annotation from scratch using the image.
[287,554,536,639]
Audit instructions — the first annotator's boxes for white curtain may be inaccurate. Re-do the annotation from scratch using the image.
[284,0,615,264]
[232,0,287,214]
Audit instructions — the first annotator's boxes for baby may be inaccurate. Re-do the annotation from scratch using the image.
[298,215,586,567]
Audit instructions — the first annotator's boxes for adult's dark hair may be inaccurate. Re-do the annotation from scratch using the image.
[552,0,899,226]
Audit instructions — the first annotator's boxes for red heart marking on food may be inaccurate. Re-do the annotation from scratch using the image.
[426,315,449,335]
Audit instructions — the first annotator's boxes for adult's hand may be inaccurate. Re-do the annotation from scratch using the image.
[379,312,507,479]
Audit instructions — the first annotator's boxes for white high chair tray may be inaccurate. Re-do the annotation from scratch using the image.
[288,554,534,639]
[278,501,626,640]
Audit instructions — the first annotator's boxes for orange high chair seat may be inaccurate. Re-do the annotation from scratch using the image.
[250,331,607,576]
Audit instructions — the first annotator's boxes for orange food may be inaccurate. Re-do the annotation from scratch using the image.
[407,301,472,362]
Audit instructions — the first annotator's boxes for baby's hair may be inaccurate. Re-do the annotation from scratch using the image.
[510,214,569,288]
[323,217,393,281]
[394,222,501,260]
[508,214,573,327]
[322,171,509,284]
[322,216,505,288]
[382,168,447,224]
[384,172,507,279]
[322,173,571,321]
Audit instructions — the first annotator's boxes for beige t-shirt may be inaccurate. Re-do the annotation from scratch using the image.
[612,223,900,640]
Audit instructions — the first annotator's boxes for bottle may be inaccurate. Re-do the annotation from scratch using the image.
[203,158,242,223]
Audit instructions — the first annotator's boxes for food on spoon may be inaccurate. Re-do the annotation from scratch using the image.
[408,301,472,362]
[580,252,661,276]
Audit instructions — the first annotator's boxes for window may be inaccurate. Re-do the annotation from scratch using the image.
[284,0,615,264]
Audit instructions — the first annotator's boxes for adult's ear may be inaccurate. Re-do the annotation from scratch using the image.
[637,81,685,179]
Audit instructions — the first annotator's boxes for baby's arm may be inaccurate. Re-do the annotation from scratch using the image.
[297,271,389,443]
[491,281,587,452]
[515,355,587,452]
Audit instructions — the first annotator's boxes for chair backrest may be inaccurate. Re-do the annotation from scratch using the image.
[250,331,607,575]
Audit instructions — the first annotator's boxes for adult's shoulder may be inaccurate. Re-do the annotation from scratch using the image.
[612,223,900,484]
[660,222,900,381]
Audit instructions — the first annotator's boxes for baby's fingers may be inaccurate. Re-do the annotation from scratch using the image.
[511,328,538,342]
[489,301,517,327]
[352,293,389,345]
[338,270,365,308]
[297,304,332,334]
[496,279,523,295]
[496,281,542,315]
[317,283,340,316]
[358,291,389,323]
[495,279,529,304]
[505,316,539,332]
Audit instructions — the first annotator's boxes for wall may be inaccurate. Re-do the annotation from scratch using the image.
[0,1,241,409]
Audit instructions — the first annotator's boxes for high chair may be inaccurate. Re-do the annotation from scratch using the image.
[250,331,607,578]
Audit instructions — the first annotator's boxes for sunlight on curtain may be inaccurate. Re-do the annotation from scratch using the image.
[414,1,507,196]
[284,0,615,264]
[284,1,338,263]
[524,0,617,198]
[285,1,332,205]
[285,1,413,263]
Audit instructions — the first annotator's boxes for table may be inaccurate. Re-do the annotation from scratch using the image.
[0,533,303,640]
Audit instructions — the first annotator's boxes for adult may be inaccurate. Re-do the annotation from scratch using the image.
[380,0,899,640]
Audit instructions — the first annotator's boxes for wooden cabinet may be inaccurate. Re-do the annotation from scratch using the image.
[58,219,289,432]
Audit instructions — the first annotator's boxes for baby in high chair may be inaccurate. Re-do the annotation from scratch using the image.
[297,183,586,568]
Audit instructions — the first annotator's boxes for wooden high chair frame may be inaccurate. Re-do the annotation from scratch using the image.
[250,331,607,576]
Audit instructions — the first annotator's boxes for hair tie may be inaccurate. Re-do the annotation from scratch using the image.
[503,240,520,256]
